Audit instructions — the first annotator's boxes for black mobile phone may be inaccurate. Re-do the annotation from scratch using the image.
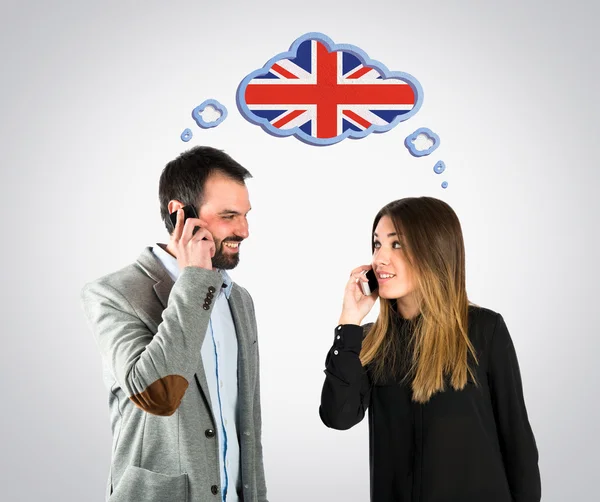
[169,205,200,234]
[361,269,379,296]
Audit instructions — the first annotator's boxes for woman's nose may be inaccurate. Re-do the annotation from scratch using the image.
[374,249,390,266]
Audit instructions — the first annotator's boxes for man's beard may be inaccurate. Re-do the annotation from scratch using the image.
[211,237,242,270]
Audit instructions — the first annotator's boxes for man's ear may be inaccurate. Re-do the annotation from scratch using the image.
[167,200,185,215]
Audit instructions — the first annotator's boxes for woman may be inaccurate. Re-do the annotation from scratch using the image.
[319,197,541,502]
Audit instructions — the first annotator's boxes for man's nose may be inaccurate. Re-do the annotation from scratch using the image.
[236,218,249,239]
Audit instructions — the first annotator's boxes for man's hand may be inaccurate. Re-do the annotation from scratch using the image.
[170,208,215,270]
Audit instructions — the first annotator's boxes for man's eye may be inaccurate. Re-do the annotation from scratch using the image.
[223,215,235,220]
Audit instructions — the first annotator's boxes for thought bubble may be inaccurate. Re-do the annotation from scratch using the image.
[192,99,228,129]
[405,127,440,157]
[237,32,423,146]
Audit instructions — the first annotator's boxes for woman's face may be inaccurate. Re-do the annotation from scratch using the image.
[372,215,417,304]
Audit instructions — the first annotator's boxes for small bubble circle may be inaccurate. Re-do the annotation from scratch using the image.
[441,181,448,189]
[434,161,446,174]
[180,128,193,142]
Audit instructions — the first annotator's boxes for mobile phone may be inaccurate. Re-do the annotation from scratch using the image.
[169,205,200,234]
[360,269,379,296]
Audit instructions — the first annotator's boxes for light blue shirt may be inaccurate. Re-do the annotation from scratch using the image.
[152,244,240,501]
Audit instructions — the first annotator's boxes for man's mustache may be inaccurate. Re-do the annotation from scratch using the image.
[222,236,243,243]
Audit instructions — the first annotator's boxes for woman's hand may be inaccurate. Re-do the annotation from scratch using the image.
[338,265,378,326]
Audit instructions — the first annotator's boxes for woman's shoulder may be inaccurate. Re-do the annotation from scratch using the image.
[468,304,503,326]
[467,304,507,351]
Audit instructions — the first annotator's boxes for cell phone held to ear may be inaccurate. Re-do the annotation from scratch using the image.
[169,205,201,236]
[361,269,379,296]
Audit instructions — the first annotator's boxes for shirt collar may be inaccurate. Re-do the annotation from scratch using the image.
[219,269,233,299]
[152,243,179,282]
[153,243,233,299]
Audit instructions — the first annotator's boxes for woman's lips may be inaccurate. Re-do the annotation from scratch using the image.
[376,272,396,284]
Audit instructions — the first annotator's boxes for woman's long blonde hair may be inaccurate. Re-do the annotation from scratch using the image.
[359,197,477,403]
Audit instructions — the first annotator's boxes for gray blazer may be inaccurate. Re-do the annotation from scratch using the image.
[81,247,268,502]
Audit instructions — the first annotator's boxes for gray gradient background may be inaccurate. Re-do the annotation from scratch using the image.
[1,1,598,500]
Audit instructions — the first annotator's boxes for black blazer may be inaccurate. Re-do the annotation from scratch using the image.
[320,306,541,502]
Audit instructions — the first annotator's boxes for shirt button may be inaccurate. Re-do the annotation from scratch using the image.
[337,326,342,330]
[336,335,341,340]
[224,419,228,425]
[208,286,216,293]
[211,485,219,495]
[205,429,215,438]
[220,380,224,388]
[203,305,210,310]
[243,431,250,436]
[244,484,249,489]
[333,350,339,355]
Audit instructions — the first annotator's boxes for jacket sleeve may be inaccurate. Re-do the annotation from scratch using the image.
[81,266,223,416]
[488,314,542,502]
[319,324,372,430]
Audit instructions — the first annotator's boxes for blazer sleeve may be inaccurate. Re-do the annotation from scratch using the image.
[319,324,372,430]
[488,314,542,502]
[81,266,223,416]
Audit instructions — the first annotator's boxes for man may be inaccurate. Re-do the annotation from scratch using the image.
[81,146,268,502]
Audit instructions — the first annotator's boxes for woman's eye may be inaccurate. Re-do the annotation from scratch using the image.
[373,241,381,248]
[393,241,402,249]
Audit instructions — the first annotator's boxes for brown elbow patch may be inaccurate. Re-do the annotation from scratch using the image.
[130,375,189,416]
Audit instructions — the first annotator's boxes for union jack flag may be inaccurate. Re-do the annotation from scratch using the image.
[237,34,422,146]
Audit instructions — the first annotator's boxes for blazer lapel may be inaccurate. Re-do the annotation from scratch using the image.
[153,279,172,310]
[136,246,174,309]
[228,285,252,401]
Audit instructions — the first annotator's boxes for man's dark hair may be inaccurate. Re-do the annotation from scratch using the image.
[158,146,252,233]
